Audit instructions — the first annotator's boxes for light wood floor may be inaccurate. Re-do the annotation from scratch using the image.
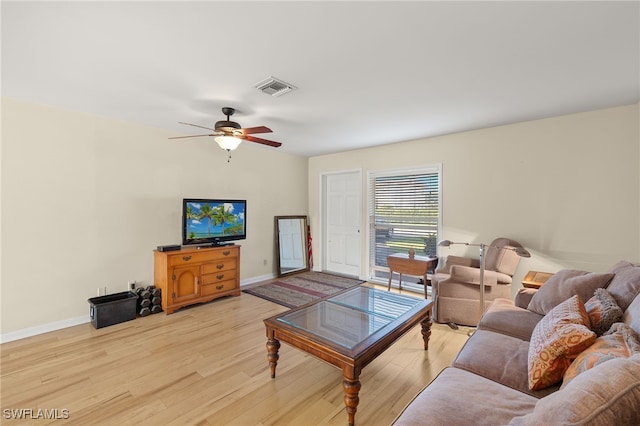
[1,282,470,425]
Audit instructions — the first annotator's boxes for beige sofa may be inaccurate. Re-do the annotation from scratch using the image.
[394,260,640,425]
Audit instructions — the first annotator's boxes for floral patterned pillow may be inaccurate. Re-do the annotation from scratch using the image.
[528,295,596,390]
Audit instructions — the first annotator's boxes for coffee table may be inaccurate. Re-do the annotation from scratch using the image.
[264,286,433,426]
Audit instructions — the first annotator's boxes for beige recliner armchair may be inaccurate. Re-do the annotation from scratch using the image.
[431,237,525,327]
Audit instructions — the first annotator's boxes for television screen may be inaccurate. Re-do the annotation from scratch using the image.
[182,199,246,246]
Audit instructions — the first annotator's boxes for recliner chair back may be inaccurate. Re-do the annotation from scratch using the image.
[484,237,524,276]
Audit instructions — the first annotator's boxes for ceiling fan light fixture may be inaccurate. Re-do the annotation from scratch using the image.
[215,135,242,151]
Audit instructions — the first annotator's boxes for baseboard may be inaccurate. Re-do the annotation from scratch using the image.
[1,275,277,343]
[1,315,90,344]
[240,273,276,287]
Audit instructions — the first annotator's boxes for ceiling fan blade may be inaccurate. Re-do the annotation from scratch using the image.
[242,135,282,147]
[169,134,215,139]
[240,126,272,135]
[178,122,216,131]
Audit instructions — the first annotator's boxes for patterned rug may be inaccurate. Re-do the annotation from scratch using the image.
[243,271,365,308]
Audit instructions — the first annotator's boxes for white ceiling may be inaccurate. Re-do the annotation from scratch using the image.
[3,1,639,157]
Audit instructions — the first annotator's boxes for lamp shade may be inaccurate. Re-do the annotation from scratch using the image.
[215,136,242,150]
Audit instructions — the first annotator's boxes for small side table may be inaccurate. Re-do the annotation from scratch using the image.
[387,250,438,298]
[522,270,554,289]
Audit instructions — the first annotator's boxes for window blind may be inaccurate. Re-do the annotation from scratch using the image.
[368,168,441,281]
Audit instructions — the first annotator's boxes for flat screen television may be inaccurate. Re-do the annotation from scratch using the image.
[182,198,247,246]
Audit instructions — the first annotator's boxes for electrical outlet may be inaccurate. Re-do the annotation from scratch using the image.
[129,281,136,291]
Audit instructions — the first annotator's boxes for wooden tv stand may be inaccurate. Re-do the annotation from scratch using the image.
[153,245,241,314]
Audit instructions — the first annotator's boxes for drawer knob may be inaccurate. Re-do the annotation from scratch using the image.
[182,255,192,261]
[222,250,231,256]
[216,274,225,280]
[216,264,224,269]
[216,284,224,290]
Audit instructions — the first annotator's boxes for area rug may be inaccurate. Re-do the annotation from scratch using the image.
[243,271,365,308]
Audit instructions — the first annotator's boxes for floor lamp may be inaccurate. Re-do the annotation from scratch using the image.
[437,240,531,322]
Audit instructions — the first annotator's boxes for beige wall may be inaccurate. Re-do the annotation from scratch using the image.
[1,98,308,338]
[308,104,640,289]
[2,100,638,339]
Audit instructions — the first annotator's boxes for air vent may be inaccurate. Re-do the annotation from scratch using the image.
[254,76,297,97]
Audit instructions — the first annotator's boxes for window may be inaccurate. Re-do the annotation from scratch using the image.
[368,166,441,287]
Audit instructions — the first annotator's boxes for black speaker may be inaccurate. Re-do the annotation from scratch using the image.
[157,244,181,252]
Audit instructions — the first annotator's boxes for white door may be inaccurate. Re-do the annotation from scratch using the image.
[323,171,362,277]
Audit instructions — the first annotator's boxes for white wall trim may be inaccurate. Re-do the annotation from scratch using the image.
[1,315,90,344]
[240,274,275,287]
[1,274,277,344]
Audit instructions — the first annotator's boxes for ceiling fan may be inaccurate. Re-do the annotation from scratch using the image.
[169,107,282,160]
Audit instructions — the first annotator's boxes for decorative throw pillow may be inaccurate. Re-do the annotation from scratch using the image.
[528,295,596,390]
[561,323,640,389]
[584,288,624,335]
[527,269,614,315]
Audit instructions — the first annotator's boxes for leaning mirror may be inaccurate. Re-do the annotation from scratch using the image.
[275,215,309,277]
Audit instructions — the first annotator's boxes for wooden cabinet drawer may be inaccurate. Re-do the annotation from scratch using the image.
[201,259,237,275]
[206,247,239,261]
[201,269,237,285]
[168,247,238,266]
[201,280,236,297]
[168,252,217,267]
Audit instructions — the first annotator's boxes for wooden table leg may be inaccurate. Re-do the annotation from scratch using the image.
[266,337,281,378]
[343,366,361,426]
[422,274,428,299]
[420,311,432,350]
[387,269,393,291]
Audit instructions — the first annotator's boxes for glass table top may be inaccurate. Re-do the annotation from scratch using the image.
[276,286,427,349]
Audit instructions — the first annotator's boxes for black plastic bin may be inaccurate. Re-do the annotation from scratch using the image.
[88,291,138,329]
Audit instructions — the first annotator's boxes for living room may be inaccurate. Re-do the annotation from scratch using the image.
[2,1,639,424]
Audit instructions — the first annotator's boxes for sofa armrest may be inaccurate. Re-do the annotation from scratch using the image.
[514,288,538,309]
[479,298,543,341]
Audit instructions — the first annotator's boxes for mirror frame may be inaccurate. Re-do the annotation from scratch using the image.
[275,215,310,277]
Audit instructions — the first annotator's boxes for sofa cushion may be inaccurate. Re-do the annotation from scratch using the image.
[528,295,596,390]
[585,288,624,336]
[393,367,537,426]
[606,260,640,311]
[561,323,640,388]
[509,354,640,426]
[527,269,613,315]
[478,298,542,341]
[453,329,558,397]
